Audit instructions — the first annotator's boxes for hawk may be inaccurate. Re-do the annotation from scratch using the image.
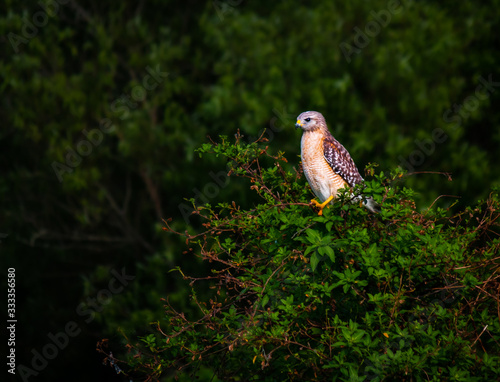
[295,111,379,215]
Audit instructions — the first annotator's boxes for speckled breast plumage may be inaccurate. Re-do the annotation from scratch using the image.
[301,131,348,203]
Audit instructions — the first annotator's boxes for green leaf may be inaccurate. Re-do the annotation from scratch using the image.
[323,246,335,262]
[261,294,269,307]
[310,252,320,271]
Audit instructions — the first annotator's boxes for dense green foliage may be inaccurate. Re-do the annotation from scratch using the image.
[108,137,500,381]
[1,0,500,380]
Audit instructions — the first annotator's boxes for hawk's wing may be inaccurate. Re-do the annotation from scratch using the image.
[323,135,364,187]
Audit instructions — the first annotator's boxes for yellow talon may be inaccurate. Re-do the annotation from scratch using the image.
[310,199,322,207]
[311,195,334,215]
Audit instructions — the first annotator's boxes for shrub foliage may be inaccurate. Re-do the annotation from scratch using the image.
[100,135,500,381]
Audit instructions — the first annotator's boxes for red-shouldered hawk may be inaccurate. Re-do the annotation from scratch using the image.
[295,111,379,215]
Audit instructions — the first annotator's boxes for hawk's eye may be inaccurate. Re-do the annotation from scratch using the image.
[305,118,311,122]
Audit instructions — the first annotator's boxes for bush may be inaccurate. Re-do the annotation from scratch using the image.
[100,135,500,381]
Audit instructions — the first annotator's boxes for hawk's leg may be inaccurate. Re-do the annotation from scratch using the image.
[311,195,334,216]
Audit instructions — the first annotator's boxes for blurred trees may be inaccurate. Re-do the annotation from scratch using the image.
[1,0,499,380]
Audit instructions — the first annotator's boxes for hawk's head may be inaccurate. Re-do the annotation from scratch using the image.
[295,111,327,132]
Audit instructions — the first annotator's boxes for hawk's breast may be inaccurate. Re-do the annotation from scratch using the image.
[301,131,347,203]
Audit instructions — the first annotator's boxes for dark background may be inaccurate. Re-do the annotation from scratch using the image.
[1,0,499,380]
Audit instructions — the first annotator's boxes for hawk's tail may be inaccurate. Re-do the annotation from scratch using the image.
[363,196,381,214]
[351,194,380,213]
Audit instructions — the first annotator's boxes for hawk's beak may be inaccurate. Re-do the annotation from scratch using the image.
[295,119,303,129]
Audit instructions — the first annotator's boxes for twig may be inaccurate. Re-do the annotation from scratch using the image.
[471,325,488,347]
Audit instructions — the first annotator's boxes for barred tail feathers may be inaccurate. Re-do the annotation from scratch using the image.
[363,196,380,213]
[351,194,380,213]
